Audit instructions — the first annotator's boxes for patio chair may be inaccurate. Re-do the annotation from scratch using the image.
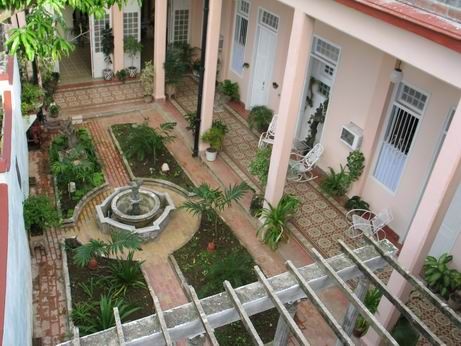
[287,143,324,182]
[345,208,393,241]
[258,115,278,149]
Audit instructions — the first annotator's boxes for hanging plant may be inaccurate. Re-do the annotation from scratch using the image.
[303,98,329,151]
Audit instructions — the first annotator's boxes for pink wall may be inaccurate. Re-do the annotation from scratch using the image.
[222,0,294,112]
[189,0,204,49]
[362,64,460,239]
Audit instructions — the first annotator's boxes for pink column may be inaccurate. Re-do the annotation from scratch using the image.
[366,98,461,343]
[264,10,315,205]
[112,6,124,72]
[199,0,223,140]
[154,0,167,100]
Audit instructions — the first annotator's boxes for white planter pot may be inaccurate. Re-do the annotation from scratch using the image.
[205,148,217,162]
[103,69,113,81]
[128,66,137,78]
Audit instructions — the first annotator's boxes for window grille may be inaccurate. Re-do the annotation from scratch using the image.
[123,12,139,40]
[313,37,340,66]
[231,1,250,74]
[94,14,110,53]
[374,83,428,192]
[173,9,189,43]
[259,10,279,32]
[318,81,330,98]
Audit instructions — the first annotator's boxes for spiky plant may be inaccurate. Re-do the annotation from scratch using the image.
[257,194,300,250]
[109,252,146,297]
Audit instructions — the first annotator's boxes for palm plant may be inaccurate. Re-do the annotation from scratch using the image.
[257,194,300,250]
[124,122,176,164]
[181,182,251,240]
[73,231,142,268]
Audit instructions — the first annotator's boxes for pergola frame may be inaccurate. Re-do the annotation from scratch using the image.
[59,238,460,346]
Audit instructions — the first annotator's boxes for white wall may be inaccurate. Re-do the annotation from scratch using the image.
[0,57,32,346]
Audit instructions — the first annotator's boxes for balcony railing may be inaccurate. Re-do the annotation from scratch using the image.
[397,0,461,23]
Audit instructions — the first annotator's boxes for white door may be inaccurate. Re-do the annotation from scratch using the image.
[429,183,461,258]
[90,11,111,78]
[249,26,277,107]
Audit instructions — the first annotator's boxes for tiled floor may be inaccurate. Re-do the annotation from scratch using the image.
[59,45,92,85]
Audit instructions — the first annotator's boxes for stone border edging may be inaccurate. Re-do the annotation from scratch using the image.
[108,125,195,198]
[168,254,192,300]
[60,183,110,227]
[60,238,76,338]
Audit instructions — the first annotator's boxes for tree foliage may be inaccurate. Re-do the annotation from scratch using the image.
[1,0,131,61]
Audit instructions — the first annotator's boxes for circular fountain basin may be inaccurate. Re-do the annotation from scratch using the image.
[111,189,161,228]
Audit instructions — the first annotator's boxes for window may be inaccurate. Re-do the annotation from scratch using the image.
[173,9,189,43]
[374,83,428,192]
[318,81,330,98]
[231,1,250,74]
[94,14,110,53]
[123,12,139,39]
[259,9,279,32]
[313,37,340,66]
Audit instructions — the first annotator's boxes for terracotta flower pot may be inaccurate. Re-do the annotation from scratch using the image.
[88,258,98,270]
[207,241,216,252]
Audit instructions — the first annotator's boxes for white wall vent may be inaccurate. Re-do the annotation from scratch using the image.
[340,122,363,150]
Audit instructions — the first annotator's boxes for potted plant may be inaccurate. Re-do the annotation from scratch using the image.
[164,44,187,98]
[192,58,201,78]
[101,24,114,80]
[48,103,60,118]
[423,253,461,299]
[23,195,60,247]
[115,69,128,83]
[353,288,382,337]
[248,106,274,133]
[140,60,154,103]
[124,36,143,77]
[21,82,44,115]
[217,80,240,102]
[181,182,250,251]
[201,120,228,162]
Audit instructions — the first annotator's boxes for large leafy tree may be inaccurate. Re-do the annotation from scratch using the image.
[0,0,130,61]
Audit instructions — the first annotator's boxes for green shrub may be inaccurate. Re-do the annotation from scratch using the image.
[218,80,240,101]
[320,166,350,197]
[115,69,128,82]
[424,253,461,299]
[248,147,271,186]
[346,150,365,182]
[124,122,176,163]
[165,44,187,84]
[23,195,60,233]
[109,252,146,297]
[140,60,154,96]
[199,251,254,298]
[124,36,143,66]
[250,194,264,218]
[248,106,273,133]
[21,82,44,114]
[201,123,227,151]
[345,196,370,211]
[184,111,198,134]
[257,194,300,250]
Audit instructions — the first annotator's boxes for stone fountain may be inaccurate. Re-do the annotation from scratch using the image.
[96,179,175,241]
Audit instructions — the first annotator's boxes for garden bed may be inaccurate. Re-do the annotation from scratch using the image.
[65,239,154,336]
[173,213,279,345]
[112,123,194,189]
[49,127,105,218]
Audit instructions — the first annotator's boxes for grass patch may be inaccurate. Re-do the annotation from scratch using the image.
[65,239,154,336]
[49,128,104,218]
[112,123,194,189]
[174,213,279,345]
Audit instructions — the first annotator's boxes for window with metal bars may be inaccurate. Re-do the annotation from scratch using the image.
[374,83,428,192]
[94,14,110,53]
[173,9,189,43]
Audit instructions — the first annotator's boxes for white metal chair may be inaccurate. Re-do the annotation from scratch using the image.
[287,143,324,182]
[345,208,393,241]
[258,115,278,149]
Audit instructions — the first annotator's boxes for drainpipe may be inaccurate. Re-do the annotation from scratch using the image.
[193,0,209,157]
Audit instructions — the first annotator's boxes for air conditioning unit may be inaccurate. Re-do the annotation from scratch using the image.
[340,122,363,150]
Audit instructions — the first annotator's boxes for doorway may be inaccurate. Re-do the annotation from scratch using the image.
[295,36,340,146]
[249,9,279,108]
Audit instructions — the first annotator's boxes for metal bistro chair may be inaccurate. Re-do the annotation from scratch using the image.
[287,143,324,182]
[258,115,278,149]
[345,208,393,241]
